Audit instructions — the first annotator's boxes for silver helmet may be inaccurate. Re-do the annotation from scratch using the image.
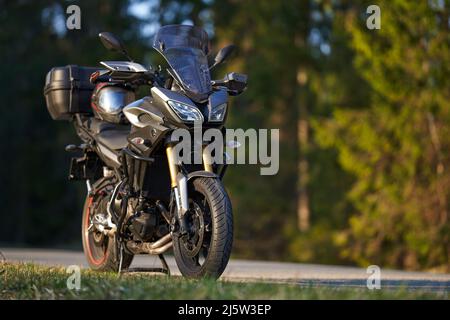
[92,84,135,123]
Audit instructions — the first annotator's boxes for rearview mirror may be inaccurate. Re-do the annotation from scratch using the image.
[210,45,236,70]
[99,32,133,61]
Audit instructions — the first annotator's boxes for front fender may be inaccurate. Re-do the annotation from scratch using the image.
[187,170,218,181]
[175,171,218,219]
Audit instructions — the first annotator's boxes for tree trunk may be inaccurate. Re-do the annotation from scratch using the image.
[297,71,310,231]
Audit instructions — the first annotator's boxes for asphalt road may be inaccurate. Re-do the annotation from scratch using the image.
[1,248,449,291]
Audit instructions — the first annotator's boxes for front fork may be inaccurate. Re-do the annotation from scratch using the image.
[166,145,214,234]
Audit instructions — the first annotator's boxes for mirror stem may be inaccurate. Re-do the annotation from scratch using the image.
[209,62,219,71]
[122,50,134,62]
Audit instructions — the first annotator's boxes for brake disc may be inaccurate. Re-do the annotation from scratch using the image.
[182,203,205,258]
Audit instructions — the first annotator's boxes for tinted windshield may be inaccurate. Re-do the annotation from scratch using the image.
[153,25,212,102]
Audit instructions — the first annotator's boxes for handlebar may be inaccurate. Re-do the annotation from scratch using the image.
[212,72,248,95]
[90,69,158,87]
[91,67,247,96]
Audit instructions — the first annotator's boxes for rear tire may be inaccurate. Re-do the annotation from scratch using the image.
[173,177,233,279]
[81,193,133,272]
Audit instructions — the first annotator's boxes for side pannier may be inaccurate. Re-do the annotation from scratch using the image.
[44,65,100,120]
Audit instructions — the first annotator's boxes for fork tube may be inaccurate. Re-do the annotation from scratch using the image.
[166,145,178,188]
[202,146,213,173]
[166,145,188,232]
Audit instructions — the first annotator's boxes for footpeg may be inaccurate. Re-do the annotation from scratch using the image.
[92,213,117,236]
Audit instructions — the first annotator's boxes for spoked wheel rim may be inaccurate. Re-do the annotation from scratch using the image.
[179,192,212,270]
[84,196,109,266]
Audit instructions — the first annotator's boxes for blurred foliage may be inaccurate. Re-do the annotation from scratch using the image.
[314,0,450,271]
[0,0,146,246]
[0,0,448,271]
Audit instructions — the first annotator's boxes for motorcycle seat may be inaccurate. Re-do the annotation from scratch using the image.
[87,118,130,150]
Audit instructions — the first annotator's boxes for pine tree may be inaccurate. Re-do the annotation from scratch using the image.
[315,0,450,270]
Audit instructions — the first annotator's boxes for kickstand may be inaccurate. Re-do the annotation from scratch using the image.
[121,254,171,276]
[117,243,124,276]
[158,254,171,276]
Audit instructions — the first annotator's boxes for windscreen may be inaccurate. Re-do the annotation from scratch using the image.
[153,25,212,102]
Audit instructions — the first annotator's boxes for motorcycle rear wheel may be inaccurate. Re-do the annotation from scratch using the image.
[173,177,233,279]
[81,192,133,272]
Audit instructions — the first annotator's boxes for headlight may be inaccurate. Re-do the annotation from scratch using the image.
[209,103,227,122]
[167,100,204,122]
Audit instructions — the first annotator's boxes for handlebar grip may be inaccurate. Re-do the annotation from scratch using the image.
[143,71,155,82]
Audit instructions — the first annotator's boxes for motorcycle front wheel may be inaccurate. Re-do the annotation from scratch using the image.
[173,177,233,279]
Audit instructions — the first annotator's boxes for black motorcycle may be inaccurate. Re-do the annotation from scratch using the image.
[43,25,247,279]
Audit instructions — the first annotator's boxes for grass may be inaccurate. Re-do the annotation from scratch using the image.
[0,262,447,300]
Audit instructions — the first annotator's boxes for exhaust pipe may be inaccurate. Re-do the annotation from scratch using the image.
[144,241,173,255]
[126,233,172,255]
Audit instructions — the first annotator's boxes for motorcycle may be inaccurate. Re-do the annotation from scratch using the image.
[43,25,247,279]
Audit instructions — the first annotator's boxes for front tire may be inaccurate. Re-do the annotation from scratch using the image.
[173,177,233,279]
